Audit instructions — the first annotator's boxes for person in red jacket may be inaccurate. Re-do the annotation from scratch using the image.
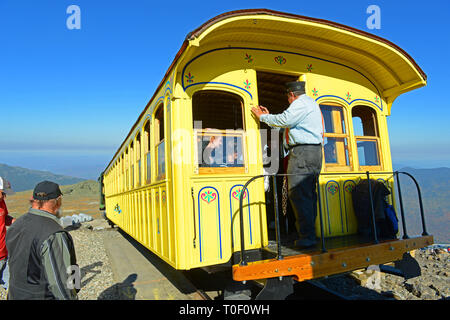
[0,177,15,290]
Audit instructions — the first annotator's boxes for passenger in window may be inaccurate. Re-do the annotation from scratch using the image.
[324,140,337,163]
[226,138,237,165]
[203,134,225,166]
[225,136,243,166]
[251,81,324,248]
[199,131,244,167]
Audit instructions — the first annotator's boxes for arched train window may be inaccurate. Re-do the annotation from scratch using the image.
[320,103,352,171]
[192,90,245,174]
[135,132,141,187]
[154,104,165,180]
[352,106,382,170]
[144,121,151,183]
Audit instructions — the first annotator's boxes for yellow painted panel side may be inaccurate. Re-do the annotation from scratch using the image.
[136,192,141,241]
[228,183,267,252]
[149,189,157,251]
[142,190,148,247]
[145,189,153,250]
[189,179,267,268]
[138,191,145,246]
[124,194,130,234]
[322,180,346,236]
[129,193,134,235]
[317,174,395,238]
[138,191,145,245]
[121,194,126,232]
[105,187,176,268]
[317,178,358,237]
[342,180,358,234]
[154,190,162,254]
[160,188,169,260]
[133,192,138,241]
[166,189,176,263]
[196,186,225,265]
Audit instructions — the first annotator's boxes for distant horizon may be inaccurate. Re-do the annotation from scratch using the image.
[0,155,449,181]
[0,150,110,180]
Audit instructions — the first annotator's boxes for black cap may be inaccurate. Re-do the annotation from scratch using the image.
[286,81,306,93]
[33,181,63,200]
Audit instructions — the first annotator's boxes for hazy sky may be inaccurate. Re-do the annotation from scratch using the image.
[0,0,449,179]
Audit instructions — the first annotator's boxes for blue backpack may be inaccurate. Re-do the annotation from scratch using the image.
[385,204,399,236]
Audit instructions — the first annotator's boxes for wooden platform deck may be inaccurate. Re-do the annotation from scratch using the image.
[232,235,434,282]
[264,234,369,257]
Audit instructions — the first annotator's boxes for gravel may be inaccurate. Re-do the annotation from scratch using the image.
[71,226,118,300]
[318,248,450,300]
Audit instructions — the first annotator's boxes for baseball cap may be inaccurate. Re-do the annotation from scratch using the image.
[33,181,63,200]
[0,176,15,195]
[285,81,306,93]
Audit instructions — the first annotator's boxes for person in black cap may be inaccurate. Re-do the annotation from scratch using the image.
[252,81,324,248]
[6,181,79,299]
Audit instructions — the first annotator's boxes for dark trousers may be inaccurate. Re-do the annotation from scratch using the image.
[286,144,323,240]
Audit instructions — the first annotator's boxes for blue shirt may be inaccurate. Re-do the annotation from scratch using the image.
[260,94,323,150]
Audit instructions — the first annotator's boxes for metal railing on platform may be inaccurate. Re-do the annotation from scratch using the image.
[238,171,429,266]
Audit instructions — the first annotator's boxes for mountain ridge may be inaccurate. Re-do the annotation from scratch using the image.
[0,163,86,192]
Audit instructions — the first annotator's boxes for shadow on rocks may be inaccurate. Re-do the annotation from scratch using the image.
[81,261,103,288]
[98,273,138,300]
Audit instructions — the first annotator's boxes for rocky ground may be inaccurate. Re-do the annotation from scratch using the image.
[318,246,449,300]
[0,217,448,300]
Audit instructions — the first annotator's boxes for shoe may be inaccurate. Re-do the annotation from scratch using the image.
[294,238,317,248]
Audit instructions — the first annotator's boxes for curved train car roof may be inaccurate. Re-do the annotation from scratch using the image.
[103,8,427,173]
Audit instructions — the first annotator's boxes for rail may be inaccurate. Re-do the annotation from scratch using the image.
[238,171,429,266]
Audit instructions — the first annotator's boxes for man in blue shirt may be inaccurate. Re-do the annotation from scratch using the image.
[252,81,323,248]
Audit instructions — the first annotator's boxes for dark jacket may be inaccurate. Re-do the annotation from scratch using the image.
[6,208,78,300]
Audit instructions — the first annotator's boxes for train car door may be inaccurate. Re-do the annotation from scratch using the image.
[256,71,299,239]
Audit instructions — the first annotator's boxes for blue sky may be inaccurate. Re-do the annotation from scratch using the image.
[0,0,449,179]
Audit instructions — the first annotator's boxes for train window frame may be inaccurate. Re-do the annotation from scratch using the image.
[112,164,116,194]
[143,120,151,184]
[154,103,166,181]
[114,163,117,194]
[135,131,141,187]
[129,141,134,189]
[120,154,124,192]
[352,105,383,171]
[319,102,353,172]
[124,148,129,190]
[191,89,247,175]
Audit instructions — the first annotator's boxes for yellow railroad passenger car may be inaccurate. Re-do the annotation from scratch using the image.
[100,9,432,289]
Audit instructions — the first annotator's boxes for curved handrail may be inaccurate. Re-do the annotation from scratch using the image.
[237,170,429,266]
[397,171,428,236]
[238,172,322,265]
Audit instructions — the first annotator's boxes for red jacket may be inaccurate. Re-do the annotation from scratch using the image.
[0,199,13,261]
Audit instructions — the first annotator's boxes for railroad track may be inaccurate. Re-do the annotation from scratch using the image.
[181,270,214,301]
[291,279,348,300]
[184,268,348,300]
